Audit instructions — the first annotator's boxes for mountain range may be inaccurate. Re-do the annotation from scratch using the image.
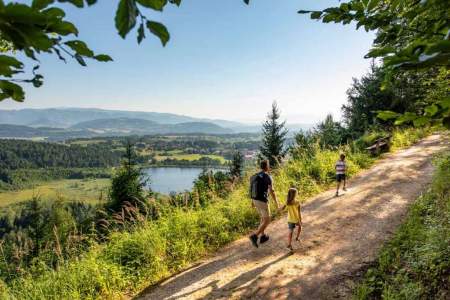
[0,108,313,140]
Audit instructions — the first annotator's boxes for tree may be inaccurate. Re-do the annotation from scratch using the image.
[259,101,288,168]
[107,141,147,212]
[0,0,251,102]
[298,0,450,128]
[313,114,346,148]
[229,150,244,180]
[342,64,436,136]
[291,130,315,160]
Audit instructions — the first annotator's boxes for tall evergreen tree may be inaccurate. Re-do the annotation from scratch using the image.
[260,102,288,168]
[107,141,147,212]
[229,150,244,180]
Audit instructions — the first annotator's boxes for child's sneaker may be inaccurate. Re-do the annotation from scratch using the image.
[343,187,347,191]
[260,234,270,244]
[287,245,293,252]
[249,234,258,248]
[335,191,339,197]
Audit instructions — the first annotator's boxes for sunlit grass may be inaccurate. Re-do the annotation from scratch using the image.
[0,179,110,207]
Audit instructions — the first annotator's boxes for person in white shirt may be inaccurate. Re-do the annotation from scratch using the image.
[335,154,347,196]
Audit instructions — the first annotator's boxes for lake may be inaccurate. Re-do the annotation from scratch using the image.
[143,167,219,194]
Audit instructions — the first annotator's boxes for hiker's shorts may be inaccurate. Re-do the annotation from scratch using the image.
[336,174,346,182]
[252,199,270,219]
[288,222,299,231]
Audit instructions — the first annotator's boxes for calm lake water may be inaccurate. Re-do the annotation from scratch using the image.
[142,167,218,194]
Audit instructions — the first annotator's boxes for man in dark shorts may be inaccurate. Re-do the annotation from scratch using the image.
[249,160,280,248]
[335,154,347,196]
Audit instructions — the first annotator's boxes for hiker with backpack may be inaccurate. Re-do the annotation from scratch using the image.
[249,159,281,248]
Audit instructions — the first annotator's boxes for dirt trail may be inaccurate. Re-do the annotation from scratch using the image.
[138,135,448,300]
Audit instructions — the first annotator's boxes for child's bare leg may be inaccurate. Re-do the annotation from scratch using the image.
[288,229,293,247]
[343,178,347,190]
[336,181,340,195]
[295,223,302,241]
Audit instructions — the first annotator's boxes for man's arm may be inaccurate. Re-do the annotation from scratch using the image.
[269,186,281,208]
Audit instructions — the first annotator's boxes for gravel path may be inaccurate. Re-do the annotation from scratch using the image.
[138,135,448,300]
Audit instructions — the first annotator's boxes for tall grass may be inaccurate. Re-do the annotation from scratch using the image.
[1,128,433,299]
[353,151,450,299]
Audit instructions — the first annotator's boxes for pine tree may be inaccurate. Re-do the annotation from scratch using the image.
[260,102,288,168]
[229,150,244,180]
[108,141,148,212]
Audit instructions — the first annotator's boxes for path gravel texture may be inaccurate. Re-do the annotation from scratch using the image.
[138,135,448,300]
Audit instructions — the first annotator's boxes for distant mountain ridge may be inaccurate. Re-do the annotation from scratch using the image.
[70,118,232,135]
[0,108,244,129]
[0,108,314,140]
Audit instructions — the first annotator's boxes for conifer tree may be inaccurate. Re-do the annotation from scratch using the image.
[229,150,244,180]
[108,141,147,212]
[260,102,288,168]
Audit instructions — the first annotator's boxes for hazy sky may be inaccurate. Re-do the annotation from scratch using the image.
[2,0,374,124]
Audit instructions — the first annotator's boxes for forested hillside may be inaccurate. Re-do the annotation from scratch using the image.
[0,140,121,169]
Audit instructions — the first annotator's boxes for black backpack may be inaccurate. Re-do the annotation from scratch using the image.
[249,172,265,200]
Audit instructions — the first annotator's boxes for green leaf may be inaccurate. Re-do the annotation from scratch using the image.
[49,20,79,35]
[424,104,438,117]
[75,54,87,66]
[146,20,170,46]
[32,0,55,10]
[137,23,145,44]
[57,0,84,8]
[169,0,181,6]
[366,0,380,12]
[438,97,450,109]
[136,0,167,11]
[115,0,138,38]
[0,55,23,77]
[65,40,94,57]
[376,110,400,121]
[394,112,417,125]
[311,11,322,19]
[94,54,113,62]
[0,80,25,102]
[413,116,429,127]
[42,7,66,18]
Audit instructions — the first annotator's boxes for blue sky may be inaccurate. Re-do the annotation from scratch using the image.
[3,0,374,124]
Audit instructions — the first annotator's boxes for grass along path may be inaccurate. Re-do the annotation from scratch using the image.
[0,178,109,207]
[138,134,448,299]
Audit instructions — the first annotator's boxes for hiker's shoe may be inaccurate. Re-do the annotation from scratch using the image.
[287,245,293,252]
[260,234,270,244]
[249,234,258,248]
[295,237,300,242]
[335,192,339,197]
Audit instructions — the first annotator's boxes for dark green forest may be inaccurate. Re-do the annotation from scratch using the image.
[0,139,121,169]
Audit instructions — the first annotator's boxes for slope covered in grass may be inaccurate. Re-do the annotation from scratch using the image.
[354,151,450,300]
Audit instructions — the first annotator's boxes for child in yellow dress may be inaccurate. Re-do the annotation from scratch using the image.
[279,188,302,251]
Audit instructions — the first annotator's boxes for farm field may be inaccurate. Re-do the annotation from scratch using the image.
[0,178,110,208]
[153,150,227,163]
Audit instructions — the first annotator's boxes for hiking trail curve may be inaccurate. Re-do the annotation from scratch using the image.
[138,134,448,300]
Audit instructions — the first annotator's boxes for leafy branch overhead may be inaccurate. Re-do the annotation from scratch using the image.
[0,0,185,102]
[298,0,450,128]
